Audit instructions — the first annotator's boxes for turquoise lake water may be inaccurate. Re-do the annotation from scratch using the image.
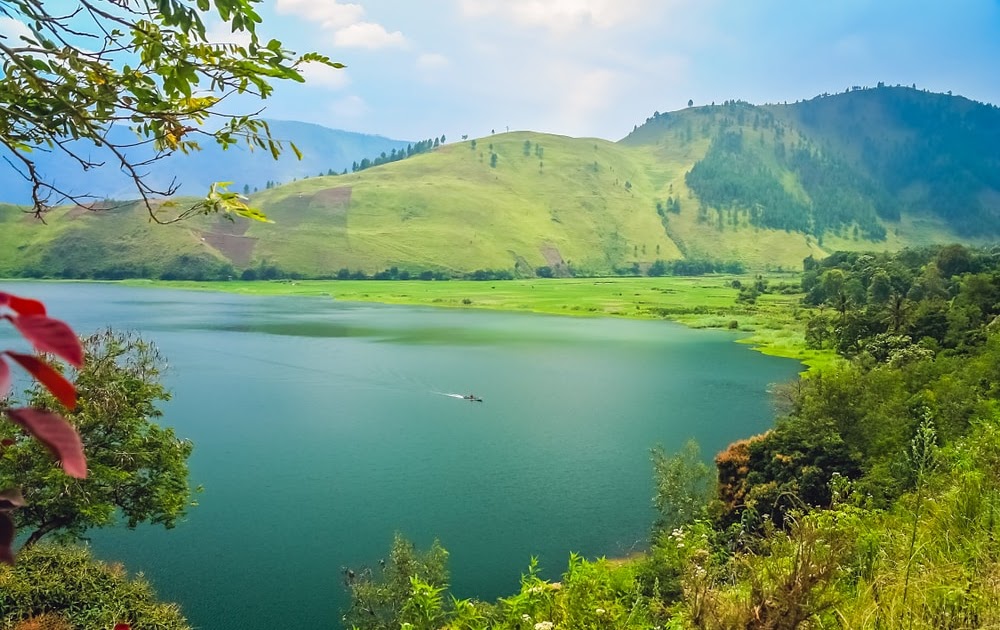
[0,282,801,628]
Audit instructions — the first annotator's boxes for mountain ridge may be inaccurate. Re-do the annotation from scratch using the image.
[1,86,997,279]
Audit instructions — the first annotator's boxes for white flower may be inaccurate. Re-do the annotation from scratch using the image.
[522,614,532,622]
[534,622,554,630]
[595,608,606,615]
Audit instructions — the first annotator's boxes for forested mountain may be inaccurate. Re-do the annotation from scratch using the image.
[624,85,1000,242]
[1,86,997,280]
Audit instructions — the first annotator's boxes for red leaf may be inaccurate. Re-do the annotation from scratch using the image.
[114,625,131,630]
[4,352,76,409]
[0,292,46,317]
[0,439,13,447]
[0,513,14,564]
[9,315,83,368]
[0,357,9,399]
[5,408,87,478]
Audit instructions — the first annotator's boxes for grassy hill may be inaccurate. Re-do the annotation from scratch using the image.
[1,86,997,279]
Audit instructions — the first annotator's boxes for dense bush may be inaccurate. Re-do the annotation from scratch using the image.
[0,544,190,630]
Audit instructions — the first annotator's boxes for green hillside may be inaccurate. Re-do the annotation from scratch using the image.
[1,86,997,279]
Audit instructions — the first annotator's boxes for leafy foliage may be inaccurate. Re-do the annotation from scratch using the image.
[651,440,711,534]
[0,544,189,629]
[0,329,192,549]
[0,0,341,221]
[342,533,450,630]
[0,292,85,563]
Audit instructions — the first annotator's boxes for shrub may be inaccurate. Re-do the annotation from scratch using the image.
[0,544,190,629]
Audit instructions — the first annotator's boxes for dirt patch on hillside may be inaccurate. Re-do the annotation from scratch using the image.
[312,187,352,206]
[200,230,257,266]
[540,243,565,267]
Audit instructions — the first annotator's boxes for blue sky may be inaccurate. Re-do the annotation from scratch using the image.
[6,1,1000,143]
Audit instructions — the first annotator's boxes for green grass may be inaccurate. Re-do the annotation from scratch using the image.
[128,274,837,371]
[3,97,989,280]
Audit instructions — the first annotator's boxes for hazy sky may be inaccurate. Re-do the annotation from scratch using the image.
[7,1,1000,143]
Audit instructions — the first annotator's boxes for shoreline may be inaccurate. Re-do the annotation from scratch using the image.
[4,276,834,371]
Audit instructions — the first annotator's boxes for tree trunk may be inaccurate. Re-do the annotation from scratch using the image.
[20,518,68,550]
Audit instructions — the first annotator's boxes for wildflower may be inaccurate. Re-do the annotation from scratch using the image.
[595,608,606,615]
[522,614,532,622]
[534,622,554,630]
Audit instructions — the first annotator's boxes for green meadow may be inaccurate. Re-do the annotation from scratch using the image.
[130,274,836,371]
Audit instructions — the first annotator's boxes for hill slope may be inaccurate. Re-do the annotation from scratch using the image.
[1,86,997,278]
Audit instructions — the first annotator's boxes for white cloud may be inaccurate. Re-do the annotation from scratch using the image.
[300,62,351,89]
[458,0,654,32]
[0,17,35,44]
[549,64,620,133]
[274,0,405,50]
[274,0,365,30]
[417,53,451,70]
[333,22,406,49]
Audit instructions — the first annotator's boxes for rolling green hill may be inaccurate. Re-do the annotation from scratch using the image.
[1,86,997,279]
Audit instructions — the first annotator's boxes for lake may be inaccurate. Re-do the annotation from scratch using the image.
[0,282,801,628]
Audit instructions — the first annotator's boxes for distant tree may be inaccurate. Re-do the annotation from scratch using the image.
[440,135,446,143]
[242,184,250,196]
[688,99,694,107]
[342,534,449,630]
[647,260,667,277]
[651,440,711,534]
[935,244,973,278]
[490,153,498,168]
[470,139,477,150]
[433,138,439,148]
[0,330,192,549]
[523,140,532,156]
